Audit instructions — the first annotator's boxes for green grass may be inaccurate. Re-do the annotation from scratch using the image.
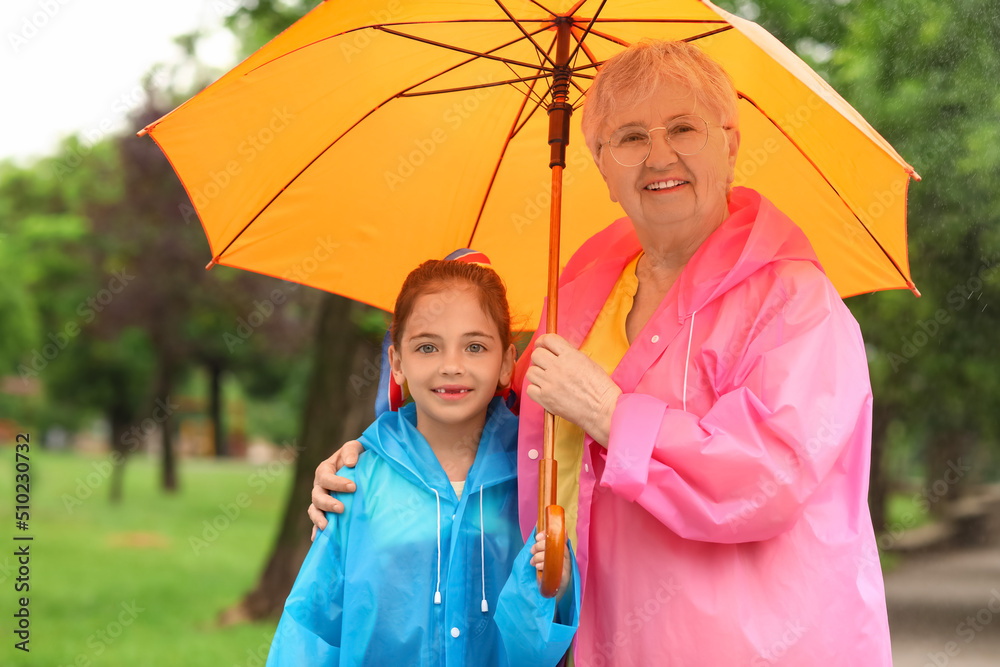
[0,446,291,667]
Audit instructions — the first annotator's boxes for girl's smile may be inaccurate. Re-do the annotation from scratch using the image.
[389,285,515,446]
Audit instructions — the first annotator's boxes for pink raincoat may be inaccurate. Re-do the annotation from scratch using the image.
[514,187,892,666]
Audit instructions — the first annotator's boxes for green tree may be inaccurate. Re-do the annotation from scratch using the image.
[209,0,392,621]
[834,0,1000,520]
[724,0,1000,527]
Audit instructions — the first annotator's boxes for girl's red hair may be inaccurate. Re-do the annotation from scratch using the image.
[391,260,513,351]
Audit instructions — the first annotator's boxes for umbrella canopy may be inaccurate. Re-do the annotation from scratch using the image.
[142,0,919,330]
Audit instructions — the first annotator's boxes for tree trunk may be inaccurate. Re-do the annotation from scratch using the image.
[868,401,892,535]
[224,293,378,623]
[924,430,967,518]
[158,362,179,493]
[208,361,226,457]
[109,417,130,505]
[108,391,142,504]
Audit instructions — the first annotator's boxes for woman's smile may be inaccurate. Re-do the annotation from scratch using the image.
[644,178,689,192]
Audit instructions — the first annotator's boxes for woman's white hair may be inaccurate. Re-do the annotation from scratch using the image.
[580,40,739,160]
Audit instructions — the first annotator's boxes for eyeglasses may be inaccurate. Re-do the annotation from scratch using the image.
[604,115,710,167]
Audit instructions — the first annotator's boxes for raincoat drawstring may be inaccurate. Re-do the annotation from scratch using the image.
[682,311,697,412]
[433,488,442,605]
[479,484,488,613]
[434,484,489,612]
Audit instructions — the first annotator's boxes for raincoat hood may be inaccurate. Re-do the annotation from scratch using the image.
[361,399,518,497]
[673,187,825,317]
[554,187,824,327]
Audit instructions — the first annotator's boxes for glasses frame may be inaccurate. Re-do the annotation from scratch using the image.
[603,114,711,167]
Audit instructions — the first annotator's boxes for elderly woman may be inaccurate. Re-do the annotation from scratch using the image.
[310,40,892,665]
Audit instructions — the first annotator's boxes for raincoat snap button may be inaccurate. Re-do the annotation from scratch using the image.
[451,627,460,638]
[651,334,660,343]
[528,449,539,460]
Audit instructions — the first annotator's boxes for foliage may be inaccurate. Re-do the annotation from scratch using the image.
[0,449,289,667]
[224,0,315,57]
[1,83,316,459]
[836,0,1000,480]
[717,0,1000,487]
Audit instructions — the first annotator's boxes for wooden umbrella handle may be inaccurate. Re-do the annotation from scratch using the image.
[536,18,572,600]
[538,452,566,598]
[538,504,566,598]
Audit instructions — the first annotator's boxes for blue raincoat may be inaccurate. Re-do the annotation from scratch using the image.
[266,398,579,666]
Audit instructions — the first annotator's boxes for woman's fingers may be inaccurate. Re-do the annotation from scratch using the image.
[311,485,342,513]
[307,501,328,532]
[308,442,365,530]
[529,344,556,370]
[316,440,364,480]
[534,333,572,354]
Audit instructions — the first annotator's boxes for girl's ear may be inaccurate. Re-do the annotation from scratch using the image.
[498,343,516,389]
[388,345,406,386]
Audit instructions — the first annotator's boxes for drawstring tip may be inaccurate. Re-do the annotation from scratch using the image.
[434,591,442,605]
[481,600,488,613]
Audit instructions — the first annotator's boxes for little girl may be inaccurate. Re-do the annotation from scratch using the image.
[266,258,577,666]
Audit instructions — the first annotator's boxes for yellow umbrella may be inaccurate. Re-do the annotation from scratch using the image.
[140,0,920,596]
[141,0,919,323]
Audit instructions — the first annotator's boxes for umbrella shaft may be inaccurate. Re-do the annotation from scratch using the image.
[540,17,571,548]
[546,165,563,338]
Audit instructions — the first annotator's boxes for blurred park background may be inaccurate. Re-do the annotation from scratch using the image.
[1,1,999,665]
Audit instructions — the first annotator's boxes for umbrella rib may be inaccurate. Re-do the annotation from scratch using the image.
[467,78,547,245]
[397,74,554,98]
[570,25,601,72]
[682,25,735,43]
[239,19,559,77]
[377,26,551,71]
[564,20,731,53]
[209,52,547,264]
[737,91,914,289]
[237,18,729,79]
[208,101,386,263]
[501,58,547,107]
[207,29,566,263]
[533,29,562,106]
[566,28,599,107]
[565,0,608,67]
[494,0,555,67]
[582,18,729,24]
[573,25,629,48]
[389,23,553,99]
[511,82,549,139]
[526,0,557,14]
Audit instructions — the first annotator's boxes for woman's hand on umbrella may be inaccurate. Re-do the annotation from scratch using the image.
[308,440,365,541]
[524,333,622,447]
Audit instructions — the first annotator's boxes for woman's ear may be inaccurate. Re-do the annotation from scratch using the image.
[725,127,741,186]
[498,343,517,389]
[594,147,620,204]
[388,345,406,386]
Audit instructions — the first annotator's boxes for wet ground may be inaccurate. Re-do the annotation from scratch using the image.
[885,543,1000,666]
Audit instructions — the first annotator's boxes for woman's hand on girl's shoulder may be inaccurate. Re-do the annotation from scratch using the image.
[308,440,365,540]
